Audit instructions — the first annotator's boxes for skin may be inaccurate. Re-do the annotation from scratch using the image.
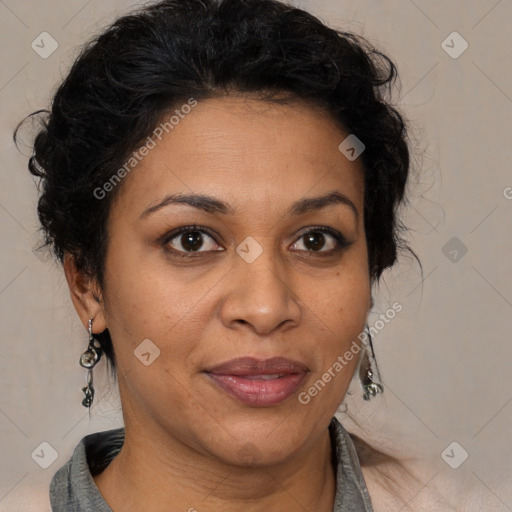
[64,95,372,511]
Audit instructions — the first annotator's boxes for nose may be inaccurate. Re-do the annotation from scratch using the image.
[219,247,301,336]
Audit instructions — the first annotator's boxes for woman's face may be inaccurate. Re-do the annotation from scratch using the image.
[93,96,371,465]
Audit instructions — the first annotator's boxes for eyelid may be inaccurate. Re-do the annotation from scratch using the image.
[161,224,223,253]
[161,224,351,256]
[291,225,352,251]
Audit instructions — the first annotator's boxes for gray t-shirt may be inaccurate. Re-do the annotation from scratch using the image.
[49,416,374,511]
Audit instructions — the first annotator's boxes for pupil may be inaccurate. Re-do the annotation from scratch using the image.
[305,232,324,251]
[182,232,203,251]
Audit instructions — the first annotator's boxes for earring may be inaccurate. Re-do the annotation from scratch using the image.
[79,318,103,408]
[359,324,384,401]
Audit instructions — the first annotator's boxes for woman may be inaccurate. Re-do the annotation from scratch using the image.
[16,0,423,510]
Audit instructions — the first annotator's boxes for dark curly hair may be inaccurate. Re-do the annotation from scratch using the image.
[15,0,420,372]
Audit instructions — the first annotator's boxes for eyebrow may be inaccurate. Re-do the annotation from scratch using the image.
[139,190,359,222]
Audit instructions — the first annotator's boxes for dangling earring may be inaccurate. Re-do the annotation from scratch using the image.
[359,324,384,400]
[79,318,103,408]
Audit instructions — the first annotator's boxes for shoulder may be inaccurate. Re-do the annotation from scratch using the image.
[351,434,478,512]
[49,428,124,512]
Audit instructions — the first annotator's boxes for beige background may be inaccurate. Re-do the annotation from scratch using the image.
[1,0,511,510]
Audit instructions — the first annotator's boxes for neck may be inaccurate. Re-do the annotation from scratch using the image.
[93,418,336,512]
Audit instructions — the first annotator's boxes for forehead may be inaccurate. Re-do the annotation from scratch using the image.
[113,96,365,217]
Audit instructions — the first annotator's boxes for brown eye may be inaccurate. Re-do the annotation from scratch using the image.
[303,232,328,251]
[290,227,351,254]
[164,226,223,255]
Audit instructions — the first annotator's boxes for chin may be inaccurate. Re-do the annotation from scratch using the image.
[203,421,307,468]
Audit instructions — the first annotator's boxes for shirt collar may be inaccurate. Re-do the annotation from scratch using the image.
[50,416,373,511]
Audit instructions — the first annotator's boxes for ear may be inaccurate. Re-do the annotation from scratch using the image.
[63,252,107,334]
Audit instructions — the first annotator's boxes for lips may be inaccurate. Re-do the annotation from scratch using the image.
[204,357,309,406]
[205,356,309,375]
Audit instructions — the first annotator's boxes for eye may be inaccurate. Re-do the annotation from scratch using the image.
[290,226,351,255]
[162,224,352,258]
[163,225,223,256]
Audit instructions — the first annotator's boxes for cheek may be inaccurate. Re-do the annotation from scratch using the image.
[302,262,370,382]
[305,263,370,332]
[101,240,221,401]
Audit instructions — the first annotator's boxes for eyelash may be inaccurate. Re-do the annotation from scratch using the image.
[162,224,352,258]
